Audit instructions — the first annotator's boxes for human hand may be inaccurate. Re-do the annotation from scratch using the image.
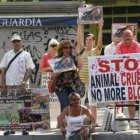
[90,126,95,133]
[51,72,60,78]
[1,86,7,95]
[60,127,66,135]
[19,84,26,94]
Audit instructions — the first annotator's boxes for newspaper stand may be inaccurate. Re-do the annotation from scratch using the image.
[113,101,140,133]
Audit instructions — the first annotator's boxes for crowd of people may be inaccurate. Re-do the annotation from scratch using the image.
[0,18,140,138]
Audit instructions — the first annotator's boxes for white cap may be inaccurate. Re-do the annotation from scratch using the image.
[11,34,21,42]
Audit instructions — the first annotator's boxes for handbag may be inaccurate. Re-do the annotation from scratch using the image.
[73,76,86,98]
[48,76,57,94]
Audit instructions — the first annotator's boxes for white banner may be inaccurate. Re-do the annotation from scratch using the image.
[88,53,140,103]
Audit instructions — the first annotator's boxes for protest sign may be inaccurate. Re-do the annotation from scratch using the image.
[41,72,51,89]
[78,5,103,24]
[89,53,140,103]
[49,94,60,128]
[31,88,50,130]
[48,56,76,73]
[112,23,138,41]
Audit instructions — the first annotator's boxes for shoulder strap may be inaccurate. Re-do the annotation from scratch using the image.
[6,50,23,71]
[79,48,85,55]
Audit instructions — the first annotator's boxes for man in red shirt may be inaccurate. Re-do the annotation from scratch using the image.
[115,29,140,127]
[115,29,140,54]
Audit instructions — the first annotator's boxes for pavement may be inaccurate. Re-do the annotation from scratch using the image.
[0,104,139,140]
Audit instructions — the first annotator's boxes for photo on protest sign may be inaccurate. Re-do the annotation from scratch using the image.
[31,88,49,113]
[112,23,138,41]
[0,103,19,125]
[88,53,140,103]
[48,56,76,73]
[31,88,50,130]
[78,5,103,24]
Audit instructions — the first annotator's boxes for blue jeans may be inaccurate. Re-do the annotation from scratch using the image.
[55,87,74,112]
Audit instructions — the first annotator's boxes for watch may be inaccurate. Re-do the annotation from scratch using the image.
[22,81,26,84]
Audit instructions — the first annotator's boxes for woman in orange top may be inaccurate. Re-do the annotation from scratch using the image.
[40,39,59,72]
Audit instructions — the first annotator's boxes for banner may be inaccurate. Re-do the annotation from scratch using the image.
[48,56,76,73]
[89,53,140,103]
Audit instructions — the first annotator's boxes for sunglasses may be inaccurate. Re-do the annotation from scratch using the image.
[63,46,73,50]
[71,98,80,102]
[12,40,21,43]
[51,44,58,48]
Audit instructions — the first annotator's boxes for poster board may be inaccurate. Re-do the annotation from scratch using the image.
[88,53,140,103]
[49,94,60,128]
[48,56,76,73]
[78,5,103,24]
[112,23,138,41]
[0,88,50,131]
[31,88,50,130]
[0,89,31,129]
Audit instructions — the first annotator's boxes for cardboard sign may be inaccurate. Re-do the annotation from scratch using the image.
[112,23,138,41]
[48,56,76,73]
[41,72,51,89]
[88,53,140,103]
[78,5,103,24]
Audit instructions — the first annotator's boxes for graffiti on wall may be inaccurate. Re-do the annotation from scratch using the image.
[0,25,77,87]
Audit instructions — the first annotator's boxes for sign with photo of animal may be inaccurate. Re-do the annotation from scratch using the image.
[48,56,76,73]
[78,5,103,24]
[112,23,138,41]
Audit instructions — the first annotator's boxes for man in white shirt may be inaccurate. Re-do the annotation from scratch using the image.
[104,32,122,55]
[0,34,35,95]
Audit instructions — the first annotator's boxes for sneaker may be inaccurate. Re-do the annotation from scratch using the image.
[130,121,138,128]
[9,130,15,134]
[22,130,29,135]
[3,131,9,135]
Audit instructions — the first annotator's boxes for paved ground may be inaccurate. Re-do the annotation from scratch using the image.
[0,105,139,140]
[1,104,138,136]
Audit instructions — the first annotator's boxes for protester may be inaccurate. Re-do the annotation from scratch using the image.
[104,32,122,55]
[57,92,95,139]
[0,34,35,135]
[77,20,104,126]
[49,39,82,112]
[115,29,140,127]
[39,38,59,73]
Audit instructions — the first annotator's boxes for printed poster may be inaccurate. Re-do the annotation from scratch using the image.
[88,53,140,103]
[41,72,51,89]
[112,23,138,41]
[31,88,50,130]
[48,56,76,73]
[0,103,19,126]
[49,94,60,128]
[78,5,103,24]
